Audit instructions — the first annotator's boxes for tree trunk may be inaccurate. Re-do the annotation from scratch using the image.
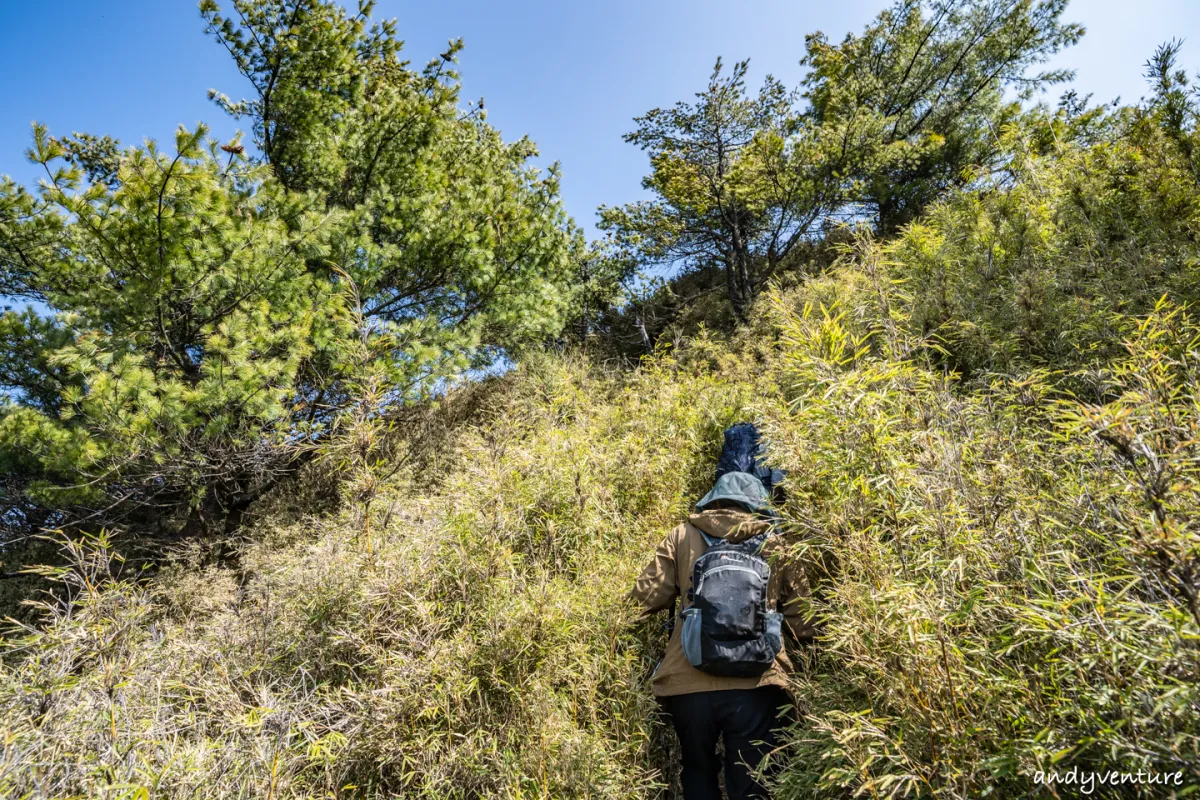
[725,245,756,325]
[726,217,754,325]
[729,251,748,323]
[725,253,747,325]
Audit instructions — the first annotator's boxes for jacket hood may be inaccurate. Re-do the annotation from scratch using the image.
[695,471,771,513]
[688,508,773,543]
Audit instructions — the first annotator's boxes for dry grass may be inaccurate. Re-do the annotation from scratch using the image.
[0,354,754,798]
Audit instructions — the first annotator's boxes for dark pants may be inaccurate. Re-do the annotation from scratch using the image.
[660,687,791,800]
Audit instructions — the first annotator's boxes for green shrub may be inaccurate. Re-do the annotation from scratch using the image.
[890,111,1200,380]
[759,288,1200,798]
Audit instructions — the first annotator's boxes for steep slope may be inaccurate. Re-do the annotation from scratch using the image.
[0,350,762,798]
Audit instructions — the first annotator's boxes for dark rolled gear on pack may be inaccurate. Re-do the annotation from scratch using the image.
[714,422,787,503]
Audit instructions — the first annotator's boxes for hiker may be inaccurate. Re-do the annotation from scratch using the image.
[632,470,813,800]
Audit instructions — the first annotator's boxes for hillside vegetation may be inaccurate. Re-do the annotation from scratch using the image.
[5,98,1200,796]
[3,0,1200,798]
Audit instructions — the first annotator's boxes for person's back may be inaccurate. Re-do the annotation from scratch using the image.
[633,472,813,800]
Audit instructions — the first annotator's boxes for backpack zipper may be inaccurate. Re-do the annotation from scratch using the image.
[695,564,766,594]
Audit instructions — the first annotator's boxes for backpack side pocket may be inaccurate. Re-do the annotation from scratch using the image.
[764,611,784,657]
[680,606,703,667]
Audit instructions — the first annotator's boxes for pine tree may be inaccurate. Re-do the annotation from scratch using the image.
[599,0,1082,324]
[803,0,1083,233]
[0,0,579,536]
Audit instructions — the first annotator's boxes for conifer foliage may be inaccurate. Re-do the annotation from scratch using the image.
[0,0,578,536]
[599,0,1081,323]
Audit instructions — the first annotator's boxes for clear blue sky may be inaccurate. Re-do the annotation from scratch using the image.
[1,0,1197,240]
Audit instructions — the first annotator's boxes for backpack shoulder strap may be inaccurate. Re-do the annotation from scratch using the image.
[688,527,721,605]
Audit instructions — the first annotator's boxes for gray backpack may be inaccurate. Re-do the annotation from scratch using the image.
[680,528,783,677]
